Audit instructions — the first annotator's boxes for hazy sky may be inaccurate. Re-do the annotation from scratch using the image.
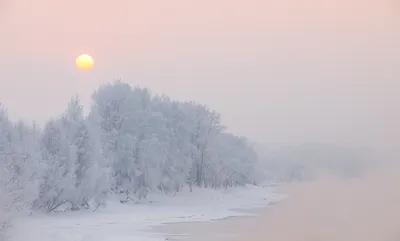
[0,0,399,149]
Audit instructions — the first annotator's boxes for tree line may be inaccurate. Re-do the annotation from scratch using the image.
[0,81,260,222]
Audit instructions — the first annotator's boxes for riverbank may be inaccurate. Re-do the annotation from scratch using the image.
[9,185,282,241]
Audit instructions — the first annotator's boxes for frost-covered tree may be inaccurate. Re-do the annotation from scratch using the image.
[90,83,168,200]
[152,97,192,194]
[61,96,109,209]
[0,104,15,238]
[182,102,224,187]
[211,134,258,188]
[0,105,39,238]
[35,119,77,211]
[35,97,109,211]
[90,82,139,200]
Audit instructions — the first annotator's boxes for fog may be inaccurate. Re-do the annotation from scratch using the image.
[1,0,400,151]
[260,163,400,241]
[1,1,400,240]
[155,156,400,241]
[251,155,400,241]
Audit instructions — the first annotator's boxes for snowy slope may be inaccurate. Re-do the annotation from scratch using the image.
[10,185,284,241]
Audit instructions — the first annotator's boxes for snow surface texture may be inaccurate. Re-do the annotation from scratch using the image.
[10,185,284,241]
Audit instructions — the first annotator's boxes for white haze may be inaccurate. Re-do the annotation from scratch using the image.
[1,0,400,241]
[0,0,400,151]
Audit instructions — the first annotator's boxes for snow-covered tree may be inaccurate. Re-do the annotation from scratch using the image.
[35,97,109,211]
[152,97,192,193]
[211,133,258,188]
[35,119,77,211]
[90,82,135,198]
[0,104,14,238]
[61,96,109,209]
[181,102,224,187]
[0,105,40,238]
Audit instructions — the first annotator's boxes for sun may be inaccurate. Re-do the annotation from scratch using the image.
[76,54,94,71]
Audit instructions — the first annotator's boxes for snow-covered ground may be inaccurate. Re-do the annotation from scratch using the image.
[10,185,284,241]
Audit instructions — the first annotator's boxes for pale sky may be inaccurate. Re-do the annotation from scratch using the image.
[0,0,399,150]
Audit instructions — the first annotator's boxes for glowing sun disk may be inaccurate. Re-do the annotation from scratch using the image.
[76,54,94,71]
